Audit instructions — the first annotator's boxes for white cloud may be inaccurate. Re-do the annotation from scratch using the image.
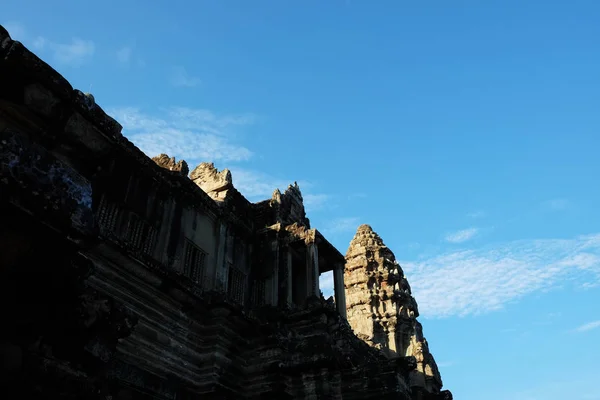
[445,227,479,243]
[582,281,600,289]
[170,66,201,87]
[1,22,94,67]
[33,35,94,66]
[573,320,600,333]
[227,168,330,208]
[168,107,255,134]
[110,107,330,205]
[51,38,94,66]
[436,361,455,368]
[109,107,254,163]
[402,234,600,318]
[303,194,330,212]
[322,217,361,236]
[228,168,289,200]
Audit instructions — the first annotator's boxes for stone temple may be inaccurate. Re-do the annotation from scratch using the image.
[0,24,452,400]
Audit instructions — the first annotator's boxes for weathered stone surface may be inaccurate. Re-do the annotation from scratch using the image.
[0,129,94,237]
[64,111,113,155]
[190,161,232,201]
[72,89,123,139]
[345,224,448,397]
[2,39,73,101]
[152,153,189,176]
[268,182,311,228]
[23,82,63,119]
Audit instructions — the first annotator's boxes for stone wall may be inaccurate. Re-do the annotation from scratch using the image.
[0,23,451,400]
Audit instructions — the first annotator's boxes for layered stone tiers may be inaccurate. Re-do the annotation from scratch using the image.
[0,24,451,400]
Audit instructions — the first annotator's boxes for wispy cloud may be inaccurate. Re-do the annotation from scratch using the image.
[170,66,201,87]
[227,168,330,207]
[167,107,256,133]
[109,107,254,163]
[445,227,479,243]
[33,36,94,67]
[53,38,94,66]
[228,168,289,200]
[467,210,486,218]
[573,320,600,333]
[582,281,600,289]
[402,234,600,318]
[323,217,361,236]
[303,194,330,212]
[110,107,329,204]
[2,22,94,67]
[436,361,455,368]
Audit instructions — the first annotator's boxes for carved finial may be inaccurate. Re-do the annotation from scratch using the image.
[271,188,282,203]
[190,162,233,201]
[356,224,373,233]
[151,154,189,176]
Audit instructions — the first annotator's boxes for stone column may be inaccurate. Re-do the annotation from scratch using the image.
[333,263,347,319]
[387,325,399,356]
[306,242,319,297]
[214,222,228,291]
[270,240,279,306]
[155,198,175,264]
[286,246,293,306]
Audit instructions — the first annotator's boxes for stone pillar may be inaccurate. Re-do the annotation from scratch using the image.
[286,247,293,306]
[387,325,399,356]
[214,222,228,291]
[306,242,319,297]
[333,263,347,319]
[270,240,279,306]
[155,198,175,264]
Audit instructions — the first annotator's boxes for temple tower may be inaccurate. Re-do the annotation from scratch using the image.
[345,225,446,398]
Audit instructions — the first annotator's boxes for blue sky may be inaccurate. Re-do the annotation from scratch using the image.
[4,1,600,398]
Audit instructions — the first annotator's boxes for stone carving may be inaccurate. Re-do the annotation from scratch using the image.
[0,129,94,237]
[151,153,189,176]
[269,182,311,228]
[345,224,447,397]
[190,161,232,201]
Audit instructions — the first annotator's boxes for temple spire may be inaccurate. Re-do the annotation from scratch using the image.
[345,224,446,397]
